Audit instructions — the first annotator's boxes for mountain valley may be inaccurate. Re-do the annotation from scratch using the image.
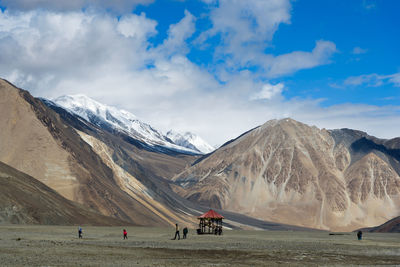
[1,78,400,232]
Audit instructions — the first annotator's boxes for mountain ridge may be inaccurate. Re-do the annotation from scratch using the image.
[52,94,213,155]
[0,78,198,226]
[172,118,400,231]
[2,78,400,231]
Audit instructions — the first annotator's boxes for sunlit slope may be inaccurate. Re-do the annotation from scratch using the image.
[0,161,127,225]
[0,79,195,226]
[173,118,400,231]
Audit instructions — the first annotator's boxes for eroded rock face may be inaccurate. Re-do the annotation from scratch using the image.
[0,79,196,227]
[0,80,80,201]
[173,119,400,231]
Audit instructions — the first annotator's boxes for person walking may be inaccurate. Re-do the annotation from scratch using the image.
[78,226,83,239]
[183,227,188,239]
[357,231,363,240]
[172,223,180,240]
[123,229,128,240]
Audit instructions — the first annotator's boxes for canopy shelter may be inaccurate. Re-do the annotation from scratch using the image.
[197,209,224,235]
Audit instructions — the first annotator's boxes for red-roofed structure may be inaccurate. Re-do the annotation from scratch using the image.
[197,209,224,235]
[198,209,224,219]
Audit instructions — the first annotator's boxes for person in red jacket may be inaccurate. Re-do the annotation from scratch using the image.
[123,229,128,240]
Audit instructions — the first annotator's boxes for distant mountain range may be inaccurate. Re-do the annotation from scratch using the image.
[1,78,400,231]
[0,78,309,230]
[49,94,214,154]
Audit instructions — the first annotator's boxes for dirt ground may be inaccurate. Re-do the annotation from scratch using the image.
[0,225,399,266]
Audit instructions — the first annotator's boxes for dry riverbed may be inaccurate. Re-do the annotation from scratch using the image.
[0,225,399,266]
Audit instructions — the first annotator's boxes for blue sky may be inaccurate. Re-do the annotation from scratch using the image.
[0,0,399,145]
[136,0,400,106]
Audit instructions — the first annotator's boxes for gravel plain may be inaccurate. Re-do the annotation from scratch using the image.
[0,225,399,266]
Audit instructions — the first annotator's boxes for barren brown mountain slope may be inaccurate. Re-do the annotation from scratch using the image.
[0,161,127,225]
[360,215,400,233]
[0,79,196,226]
[173,119,400,231]
[1,79,315,231]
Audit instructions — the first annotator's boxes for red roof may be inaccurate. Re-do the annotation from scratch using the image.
[198,209,224,219]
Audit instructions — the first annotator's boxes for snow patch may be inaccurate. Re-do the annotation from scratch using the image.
[52,95,210,154]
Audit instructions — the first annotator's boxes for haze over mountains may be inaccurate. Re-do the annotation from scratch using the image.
[1,78,400,232]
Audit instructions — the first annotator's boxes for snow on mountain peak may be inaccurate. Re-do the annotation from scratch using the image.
[53,94,212,154]
[166,130,215,154]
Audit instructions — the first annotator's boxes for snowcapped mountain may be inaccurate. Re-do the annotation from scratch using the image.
[166,131,215,154]
[52,95,212,154]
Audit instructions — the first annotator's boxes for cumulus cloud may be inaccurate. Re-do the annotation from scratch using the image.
[197,0,291,66]
[0,4,399,146]
[197,0,337,78]
[154,10,196,57]
[0,0,153,13]
[267,40,337,77]
[202,0,291,46]
[250,83,284,100]
[0,10,158,91]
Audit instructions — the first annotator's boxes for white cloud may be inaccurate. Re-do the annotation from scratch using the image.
[266,40,337,77]
[250,83,284,100]
[0,10,158,89]
[197,0,292,67]
[344,72,400,87]
[0,6,399,147]
[153,10,196,57]
[197,0,337,78]
[388,73,400,87]
[352,46,368,54]
[0,0,154,13]
[362,0,376,10]
[201,0,217,4]
[117,13,157,39]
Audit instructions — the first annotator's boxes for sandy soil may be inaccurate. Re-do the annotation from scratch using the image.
[0,225,399,266]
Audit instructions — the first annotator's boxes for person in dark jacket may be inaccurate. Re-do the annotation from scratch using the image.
[183,227,188,239]
[78,227,83,239]
[172,223,180,240]
[357,231,363,240]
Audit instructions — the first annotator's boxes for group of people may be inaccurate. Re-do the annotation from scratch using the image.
[79,226,361,241]
[77,227,128,239]
[77,224,189,240]
[172,223,188,240]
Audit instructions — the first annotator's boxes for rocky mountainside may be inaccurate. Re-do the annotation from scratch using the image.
[52,95,212,154]
[0,79,198,227]
[1,79,311,231]
[0,161,127,225]
[173,118,400,231]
